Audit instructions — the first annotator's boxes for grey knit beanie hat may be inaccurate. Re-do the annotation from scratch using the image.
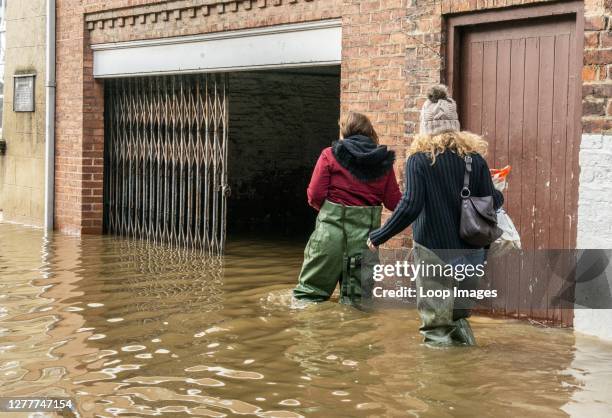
[419,85,461,135]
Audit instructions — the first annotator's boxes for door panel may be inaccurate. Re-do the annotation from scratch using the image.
[460,17,577,251]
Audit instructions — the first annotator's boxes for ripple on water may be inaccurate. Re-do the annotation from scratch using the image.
[259,411,304,418]
[107,317,124,323]
[121,345,146,352]
[134,353,153,359]
[279,399,301,406]
[186,365,264,380]
[87,333,106,340]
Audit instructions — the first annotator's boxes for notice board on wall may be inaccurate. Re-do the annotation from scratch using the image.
[13,74,35,112]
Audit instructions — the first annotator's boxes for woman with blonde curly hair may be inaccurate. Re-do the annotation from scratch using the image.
[367,85,504,346]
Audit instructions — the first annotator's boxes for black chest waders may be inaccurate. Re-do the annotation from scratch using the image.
[293,201,382,306]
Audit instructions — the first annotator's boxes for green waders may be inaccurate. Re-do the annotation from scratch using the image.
[293,200,382,305]
[413,243,480,346]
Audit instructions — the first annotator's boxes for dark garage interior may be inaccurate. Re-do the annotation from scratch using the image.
[226,66,341,238]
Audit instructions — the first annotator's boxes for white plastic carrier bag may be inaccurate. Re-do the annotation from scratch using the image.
[489,208,521,257]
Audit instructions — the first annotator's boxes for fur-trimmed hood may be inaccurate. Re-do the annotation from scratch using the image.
[332,135,396,182]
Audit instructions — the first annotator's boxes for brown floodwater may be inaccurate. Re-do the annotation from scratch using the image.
[1,222,612,418]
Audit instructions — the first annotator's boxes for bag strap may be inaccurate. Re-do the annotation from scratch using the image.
[461,155,473,198]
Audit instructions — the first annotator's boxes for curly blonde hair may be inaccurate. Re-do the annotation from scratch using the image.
[408,130,489,165]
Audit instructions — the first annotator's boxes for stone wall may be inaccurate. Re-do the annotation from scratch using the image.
[575,133,612,341]
[577,134,612,248]
[0,0,47,226]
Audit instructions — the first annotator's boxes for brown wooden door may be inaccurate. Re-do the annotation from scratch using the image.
[459,17,580,251]
[456,14,582,326]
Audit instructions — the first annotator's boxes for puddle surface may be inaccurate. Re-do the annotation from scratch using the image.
[1,223,611,417]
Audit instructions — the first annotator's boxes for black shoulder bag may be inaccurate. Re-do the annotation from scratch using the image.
[459,155,503,247]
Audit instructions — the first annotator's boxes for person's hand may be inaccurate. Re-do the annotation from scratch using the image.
[367,238,378,253]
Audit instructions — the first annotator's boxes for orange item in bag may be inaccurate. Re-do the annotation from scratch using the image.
[490,165,512,180]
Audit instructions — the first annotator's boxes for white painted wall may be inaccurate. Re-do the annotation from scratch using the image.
[575,133,612,342]
[92,20,342,78]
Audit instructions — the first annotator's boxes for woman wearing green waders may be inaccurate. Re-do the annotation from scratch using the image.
[293,112,402,304]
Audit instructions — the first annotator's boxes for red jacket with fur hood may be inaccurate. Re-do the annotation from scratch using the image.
[307,135,401,211]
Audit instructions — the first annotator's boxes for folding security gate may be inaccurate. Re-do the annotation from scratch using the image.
[103,74,229,253]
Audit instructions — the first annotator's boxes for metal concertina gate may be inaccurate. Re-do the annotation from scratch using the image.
[103,74,230,253]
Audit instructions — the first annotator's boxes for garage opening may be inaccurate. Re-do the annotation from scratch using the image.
[102,67,340,250]
[97,21,342,251]
[226,66,341,239]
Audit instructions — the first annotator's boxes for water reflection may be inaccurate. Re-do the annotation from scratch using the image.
[1,223,612,416]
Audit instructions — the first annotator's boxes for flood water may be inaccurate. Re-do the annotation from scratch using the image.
[1,222,612,417]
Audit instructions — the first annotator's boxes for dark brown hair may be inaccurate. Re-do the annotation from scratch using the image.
[339,112,379,144]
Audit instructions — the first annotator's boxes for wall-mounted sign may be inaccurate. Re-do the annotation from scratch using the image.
[13,74,35,112]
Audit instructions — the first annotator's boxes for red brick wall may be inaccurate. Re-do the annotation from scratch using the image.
[341,0,411,247]
[84,0,343,44]
[55,0,342,235]
[582,2,612,132]
[55,0,105,234]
